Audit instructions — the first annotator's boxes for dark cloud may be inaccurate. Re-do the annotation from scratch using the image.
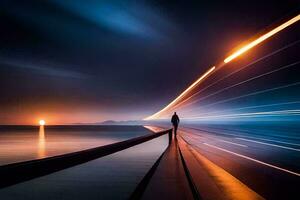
[0,58,89,79]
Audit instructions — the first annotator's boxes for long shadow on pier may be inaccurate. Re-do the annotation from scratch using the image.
[130,136,200,200]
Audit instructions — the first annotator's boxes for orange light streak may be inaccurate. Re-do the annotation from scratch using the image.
[144,14,300,120]
[144,66,215,120]
[224,14,300,63]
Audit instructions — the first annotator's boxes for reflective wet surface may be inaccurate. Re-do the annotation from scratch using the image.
[0,125,153,165]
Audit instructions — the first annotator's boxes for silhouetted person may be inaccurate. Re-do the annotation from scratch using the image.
[171,112,180,137]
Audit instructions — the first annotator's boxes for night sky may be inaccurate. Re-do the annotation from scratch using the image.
[0,0,299,124]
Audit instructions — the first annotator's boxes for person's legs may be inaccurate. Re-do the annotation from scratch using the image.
[174,125,178,137]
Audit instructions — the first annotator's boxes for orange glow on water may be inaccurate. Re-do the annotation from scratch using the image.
[224,14,300,63]
[38,125,46,158]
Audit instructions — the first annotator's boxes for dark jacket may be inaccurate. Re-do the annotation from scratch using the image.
[171,114,180,126]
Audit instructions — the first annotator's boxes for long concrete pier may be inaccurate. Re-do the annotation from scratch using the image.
[141,138,195,200]
[133,126,265,200]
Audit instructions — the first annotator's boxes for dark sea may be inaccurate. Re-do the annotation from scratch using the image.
[0,125,169,200]
[0,125,156,165]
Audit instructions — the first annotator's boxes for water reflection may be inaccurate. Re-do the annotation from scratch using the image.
[0,132,169,200]
[0,126,150,165]
[38,126,46,158]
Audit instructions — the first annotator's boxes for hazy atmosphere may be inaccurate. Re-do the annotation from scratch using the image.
[1,0,299,124]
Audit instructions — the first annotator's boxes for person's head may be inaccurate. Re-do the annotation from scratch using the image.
[174,112,177,115]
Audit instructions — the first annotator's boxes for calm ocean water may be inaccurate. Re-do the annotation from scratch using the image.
[0,125,169,199]
[0,125,155,166]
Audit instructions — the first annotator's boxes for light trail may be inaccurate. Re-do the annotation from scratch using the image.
[174,61,300,110]
[224,14,300,63]
[183,126,300,144]
[215,139,248,147]
[217,130,300,147]
[203,143,300,177]
[180,81,300,115]
[171,40,300,111]
[181,101,300,117]
[183,131,300,176]
[235,138,300,152]
[145,15,300,120]
[185,126,300,143]
[182,110,300,121]
[180,128,248,148]
[240,137,300,147]
[144,66,215,120]
[180,135,265,200]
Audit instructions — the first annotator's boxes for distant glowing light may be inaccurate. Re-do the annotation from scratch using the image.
[144,66,215,120]
[39,120,46,126]
[224,14,300,63]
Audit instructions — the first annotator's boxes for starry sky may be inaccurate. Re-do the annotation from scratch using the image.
[0,0,299,124]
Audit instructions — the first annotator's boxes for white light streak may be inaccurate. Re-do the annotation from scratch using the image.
[235,138,300,151]
[183,110,300,120]
[170,40,300,112]
[203,143,300,177]
[175,61,300,110]
[182,81,300,114]
[187,101,300,117]
[144,15,300,120]
[216,139,248,147]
